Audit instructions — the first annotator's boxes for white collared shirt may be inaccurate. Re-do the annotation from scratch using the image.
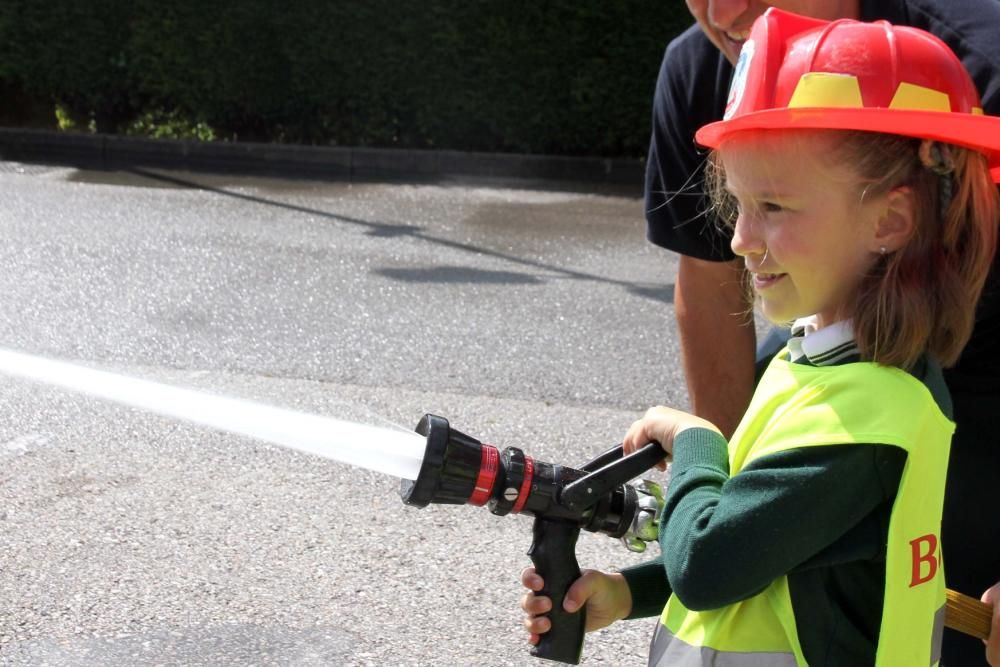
[785,317,860,366]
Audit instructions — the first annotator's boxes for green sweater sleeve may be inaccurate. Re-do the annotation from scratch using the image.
[619,427,728,618]
[620,426,905,617]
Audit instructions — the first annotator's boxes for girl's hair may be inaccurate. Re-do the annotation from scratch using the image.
[706,130,999,369]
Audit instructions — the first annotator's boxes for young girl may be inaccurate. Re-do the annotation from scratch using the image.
[521,9,1000,666]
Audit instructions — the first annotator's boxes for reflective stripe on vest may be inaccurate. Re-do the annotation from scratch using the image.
[650,605,942,667]
[649,622,797,667]
[655,353,954,666]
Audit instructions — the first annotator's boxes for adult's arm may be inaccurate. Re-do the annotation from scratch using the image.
[642,30,752,435]
[674,255,755,438]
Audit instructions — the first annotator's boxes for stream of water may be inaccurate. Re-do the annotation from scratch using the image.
[0,348,427,480]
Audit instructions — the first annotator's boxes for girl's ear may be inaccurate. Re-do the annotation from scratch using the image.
[872,186,917,253]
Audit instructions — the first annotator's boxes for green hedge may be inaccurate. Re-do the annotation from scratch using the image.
[0,1,691,157]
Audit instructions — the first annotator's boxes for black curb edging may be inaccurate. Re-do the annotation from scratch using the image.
[0,128,644,194]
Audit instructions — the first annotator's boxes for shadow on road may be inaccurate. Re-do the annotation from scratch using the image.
[127,168,673,304]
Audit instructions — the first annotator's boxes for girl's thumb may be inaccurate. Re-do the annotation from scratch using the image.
[563,572,597,613]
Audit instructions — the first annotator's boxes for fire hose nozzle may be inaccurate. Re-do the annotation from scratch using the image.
[400,414,669,664]
[400,414,486,507]
[400,414,667,537]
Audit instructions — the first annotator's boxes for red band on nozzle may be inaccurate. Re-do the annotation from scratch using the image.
[512,456,535,514]
[468,444,499,506]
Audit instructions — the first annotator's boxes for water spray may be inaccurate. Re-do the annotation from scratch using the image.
[0,348,991,663]
[0,347,426,479]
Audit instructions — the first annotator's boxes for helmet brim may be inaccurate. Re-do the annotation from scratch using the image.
[696,107,1000,176]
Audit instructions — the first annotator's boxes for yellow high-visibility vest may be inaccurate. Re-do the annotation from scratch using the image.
[651,354,954,666]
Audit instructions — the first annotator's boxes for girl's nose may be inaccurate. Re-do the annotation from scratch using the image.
[730,212,765,259]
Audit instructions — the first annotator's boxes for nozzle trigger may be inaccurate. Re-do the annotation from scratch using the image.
[559,442,666,512]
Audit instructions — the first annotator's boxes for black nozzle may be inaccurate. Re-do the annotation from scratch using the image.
[399,414,663,665]
[400,414,490,507]
[400,415,648,539]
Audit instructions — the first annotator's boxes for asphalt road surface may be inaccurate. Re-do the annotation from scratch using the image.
[0,162,704,666]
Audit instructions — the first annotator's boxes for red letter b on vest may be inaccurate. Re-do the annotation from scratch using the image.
[909,534,939,587]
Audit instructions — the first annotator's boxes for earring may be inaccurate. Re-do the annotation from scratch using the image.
[879,246,887,255]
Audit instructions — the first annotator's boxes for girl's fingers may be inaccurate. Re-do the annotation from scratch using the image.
[520,592,552,615]
[523,614,551,636]
[521,567,543,592]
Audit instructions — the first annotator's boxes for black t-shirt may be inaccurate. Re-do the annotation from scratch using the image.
[645,0,1000,392]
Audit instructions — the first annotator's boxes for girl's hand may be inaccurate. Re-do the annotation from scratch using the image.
[623,406,722,470]
[520,567,632,645]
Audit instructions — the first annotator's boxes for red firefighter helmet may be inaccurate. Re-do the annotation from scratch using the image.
[695,8,1000,176]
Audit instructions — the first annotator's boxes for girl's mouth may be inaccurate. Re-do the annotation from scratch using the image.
[752,272,786,290]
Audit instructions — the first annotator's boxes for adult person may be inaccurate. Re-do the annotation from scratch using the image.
[645,1,1000,664]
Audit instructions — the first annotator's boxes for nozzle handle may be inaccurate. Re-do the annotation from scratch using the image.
[528,518,585,665]
[561,442,667,513]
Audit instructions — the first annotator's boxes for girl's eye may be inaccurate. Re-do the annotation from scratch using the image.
[761,202,784,214]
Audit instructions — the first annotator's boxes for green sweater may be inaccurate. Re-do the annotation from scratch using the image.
[620,358,950,665]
